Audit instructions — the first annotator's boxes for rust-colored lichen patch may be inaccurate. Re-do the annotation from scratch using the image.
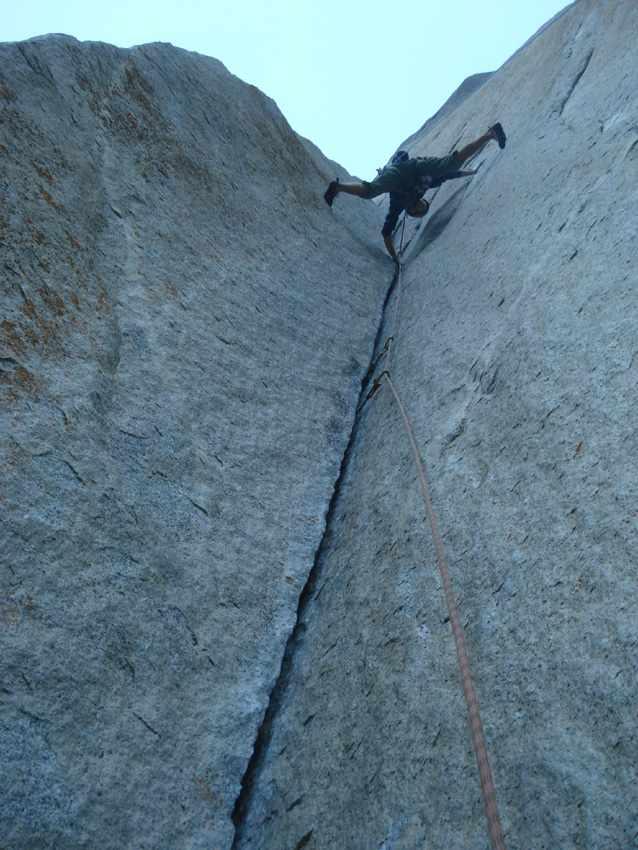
[33,161,55,183]
[15,365,37,392]
[1,320,25,355]
[20,300,37,320]
[124,63,154,112]
[66,232,81,250]
[0,82,16,101]
[0,360,38,400]
[39,287,66,317]
[24,326,39,347]
[8,301,61,353]
[40,189,64,210]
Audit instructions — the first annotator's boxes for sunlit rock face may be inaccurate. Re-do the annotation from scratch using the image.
[0,35,387,850]
[235,2,638,849]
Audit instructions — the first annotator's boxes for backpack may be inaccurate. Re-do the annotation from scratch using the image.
[391,149,409,165]
[376,149,410,176]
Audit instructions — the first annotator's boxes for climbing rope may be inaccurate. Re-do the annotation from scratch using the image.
[363,258,508,850]
[399,212,407,254]
[380,369,507,850]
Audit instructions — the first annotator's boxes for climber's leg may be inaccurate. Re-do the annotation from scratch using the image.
[325,166,403,207]
[456,124,506,165]
[325,179,373,206]
[336,182,375,199]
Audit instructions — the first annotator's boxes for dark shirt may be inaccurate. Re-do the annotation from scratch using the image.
[382,191,418,237]
[381,155,470,237]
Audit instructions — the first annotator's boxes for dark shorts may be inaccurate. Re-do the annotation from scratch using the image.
[363,166,405,198]
[414,151,461,179]
[364,152,462,198]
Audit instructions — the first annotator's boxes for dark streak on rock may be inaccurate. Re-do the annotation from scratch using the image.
[62,458,86,486]
[0,356,20,370]
[294,830,313,850]
[18,706,47,723]
[321,640,339,658]
[132,711,160,738]
[16,43,55,84]
[559,49,594,116]
[172,605,199,646]
[625,138,638,160]
[187,497,209,516]
[118,428,150,439]
[286,796,304,813]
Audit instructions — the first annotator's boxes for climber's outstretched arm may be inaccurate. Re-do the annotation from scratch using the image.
[382,196,403,264]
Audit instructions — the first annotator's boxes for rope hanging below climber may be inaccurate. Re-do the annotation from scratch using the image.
[362,245,508,849]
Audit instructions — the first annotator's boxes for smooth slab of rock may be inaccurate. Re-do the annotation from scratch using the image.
[0,36,387,850]
[235,2,638,849]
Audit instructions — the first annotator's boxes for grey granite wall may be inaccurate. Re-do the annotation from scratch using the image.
[0,36,388,849]
[235,2,638,849]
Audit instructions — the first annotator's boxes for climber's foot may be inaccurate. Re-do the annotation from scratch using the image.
[490,122,507,149]
[324,179,339,206]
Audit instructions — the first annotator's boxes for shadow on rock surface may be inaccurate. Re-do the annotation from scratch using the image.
[408,182,470,261]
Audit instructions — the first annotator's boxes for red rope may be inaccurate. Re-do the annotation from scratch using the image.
[381,370,507,850]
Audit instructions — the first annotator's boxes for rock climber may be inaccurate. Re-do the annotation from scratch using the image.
[324,123,507,264]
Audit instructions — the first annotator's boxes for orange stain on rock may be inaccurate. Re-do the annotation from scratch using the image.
[38,287,66,317]
[33,162,55,184]
[1,320,25,355]
[15,366,37,393]
[20,300,37,320]
[40,189,64,210]
[66,232,81,250]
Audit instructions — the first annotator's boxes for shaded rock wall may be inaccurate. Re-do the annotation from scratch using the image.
[0,36,388,849]
[235,2,638,849]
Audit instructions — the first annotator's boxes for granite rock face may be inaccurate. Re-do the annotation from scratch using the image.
[399,71,493,154]
[0,36,388,849]
[235,2,638,849]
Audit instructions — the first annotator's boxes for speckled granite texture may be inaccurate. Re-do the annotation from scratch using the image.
[0,36,387,850]
[235,2,638,849]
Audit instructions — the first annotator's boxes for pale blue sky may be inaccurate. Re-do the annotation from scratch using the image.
[5,0,571,176]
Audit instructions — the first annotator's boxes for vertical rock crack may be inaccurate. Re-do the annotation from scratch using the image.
[230,265,399,848]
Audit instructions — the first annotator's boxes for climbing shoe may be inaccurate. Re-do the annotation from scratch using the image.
[490,122,507,149]
[324,178,339,206]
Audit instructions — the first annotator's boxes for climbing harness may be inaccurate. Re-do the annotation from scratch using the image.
[364,260,508,850]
